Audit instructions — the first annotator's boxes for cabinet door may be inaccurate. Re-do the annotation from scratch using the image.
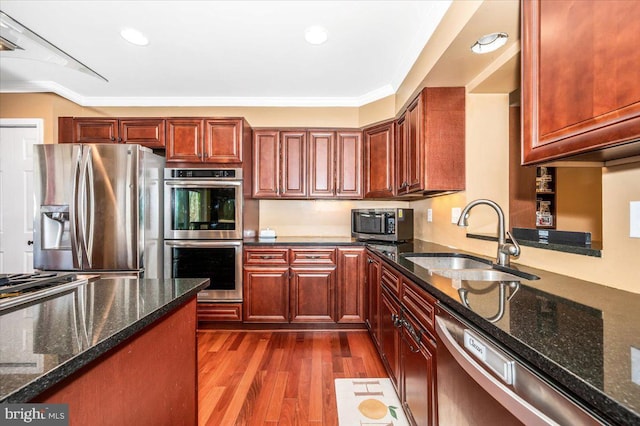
[363,120,395,198]
[308,130,335,198]
[336,131,363,199]
[366,254,381,348]
[380,288,401,391]
[120,119,165,148]
[406,96,423,192]
[204,119,242,163]
[336,247,365,324]
[522,0,640,164]
[290,266,336,323]
[401,313,437,426]
[252,130,280,198]
[74,119,119,143]
[423,87,465,191]
[243,266,289,322]
[395,113,408,193]
[166,119,204,162]
[280,131,307,198]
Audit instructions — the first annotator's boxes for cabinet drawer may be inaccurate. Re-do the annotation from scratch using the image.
[197,303,242,322]
[402,278,436,334]
[290,248,336,265]
[244,248,289,265]
[381,264,401,297]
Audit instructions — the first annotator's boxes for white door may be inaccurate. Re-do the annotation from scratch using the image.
[0,119,42,273]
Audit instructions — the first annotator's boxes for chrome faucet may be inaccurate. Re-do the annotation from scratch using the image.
[457,199,521,267]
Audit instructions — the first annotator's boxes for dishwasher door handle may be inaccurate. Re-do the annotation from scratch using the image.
[434,315,559,426]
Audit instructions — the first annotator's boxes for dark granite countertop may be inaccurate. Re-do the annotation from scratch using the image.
[367,239,639,425]
[246,236,639,423]
[0,277,209,403]
[244,236,363,245]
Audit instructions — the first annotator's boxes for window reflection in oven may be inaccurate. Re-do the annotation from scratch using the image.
[172,187,237,231]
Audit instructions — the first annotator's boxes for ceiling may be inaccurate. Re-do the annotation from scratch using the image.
[0,0,520,108]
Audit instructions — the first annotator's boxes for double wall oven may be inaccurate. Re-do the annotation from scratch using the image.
[164,169,243,302]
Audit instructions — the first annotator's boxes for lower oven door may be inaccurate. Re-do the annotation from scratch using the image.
[164,240,242,302]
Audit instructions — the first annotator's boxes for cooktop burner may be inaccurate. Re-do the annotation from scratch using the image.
[0,272,87,312]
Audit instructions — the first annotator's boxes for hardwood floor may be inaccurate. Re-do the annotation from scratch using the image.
[197,330,387,426]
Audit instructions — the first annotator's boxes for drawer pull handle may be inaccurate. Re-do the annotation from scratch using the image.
[306,255,320,259]
[260,255,276,259]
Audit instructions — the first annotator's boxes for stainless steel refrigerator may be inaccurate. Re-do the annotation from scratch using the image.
[33,144,164,278]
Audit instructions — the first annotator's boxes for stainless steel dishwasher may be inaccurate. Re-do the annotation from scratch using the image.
[434,304,604,425]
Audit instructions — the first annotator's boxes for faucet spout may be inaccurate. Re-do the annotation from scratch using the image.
[457,199,520,267]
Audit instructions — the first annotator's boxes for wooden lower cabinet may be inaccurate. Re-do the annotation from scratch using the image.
[290,266,335,322]
[380,287,401,391]
[402,312,437,426]
[243,265,290,322]
[337,247,366,323]
[367,249,438,426]
[366,253,381,346]
[243,246,365,325]
[197,302,242,322]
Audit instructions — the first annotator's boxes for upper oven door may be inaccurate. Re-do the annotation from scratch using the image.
[164,179,242,240]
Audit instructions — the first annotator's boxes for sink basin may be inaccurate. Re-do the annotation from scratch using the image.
[401,253,540,282]
[402,254,491,270]
[431,268,524,282]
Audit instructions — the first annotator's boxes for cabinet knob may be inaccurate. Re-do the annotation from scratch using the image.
[110,136,116,141]
[27,240,34,246]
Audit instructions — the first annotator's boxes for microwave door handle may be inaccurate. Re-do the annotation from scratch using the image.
[70,146,82,269]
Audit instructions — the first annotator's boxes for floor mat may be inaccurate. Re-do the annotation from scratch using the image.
[334,378,410,425]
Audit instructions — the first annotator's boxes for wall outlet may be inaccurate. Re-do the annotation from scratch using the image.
[631,201,640,238]
[451,207,461,224]
[427,209,433,222]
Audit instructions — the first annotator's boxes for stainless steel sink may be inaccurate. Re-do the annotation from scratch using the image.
[401,253,539,282]
[430,268,523,282]
[402,255,491,270]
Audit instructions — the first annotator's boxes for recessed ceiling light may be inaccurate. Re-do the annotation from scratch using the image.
[305,26,328,45]
[120,28,149,46]
[471,32,508,54]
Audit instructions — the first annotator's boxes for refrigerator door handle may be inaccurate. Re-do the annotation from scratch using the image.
[78,146,93,268]
[85,150,95,266]
[70,145,83,268]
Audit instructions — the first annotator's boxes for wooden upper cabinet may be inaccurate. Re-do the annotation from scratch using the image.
[120,119,165,148]
[363,120,395,198]
[396,88,465,195]
[74,118,119,143]
[166,119,203,162]
[166,118,246,163]
[336,131,363,198]
[59,117,165,148]
[280,131,307,198]
[203,119,242,163]
[395,114,408,193]
[252,130,280,198]
[253,128,362,200]
[522,0,640,164]
[308,130,336,198]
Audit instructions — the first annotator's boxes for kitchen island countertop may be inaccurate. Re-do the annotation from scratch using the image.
[0,277,209,403]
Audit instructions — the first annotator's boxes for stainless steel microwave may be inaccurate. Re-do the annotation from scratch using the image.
[351,208,414,242]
